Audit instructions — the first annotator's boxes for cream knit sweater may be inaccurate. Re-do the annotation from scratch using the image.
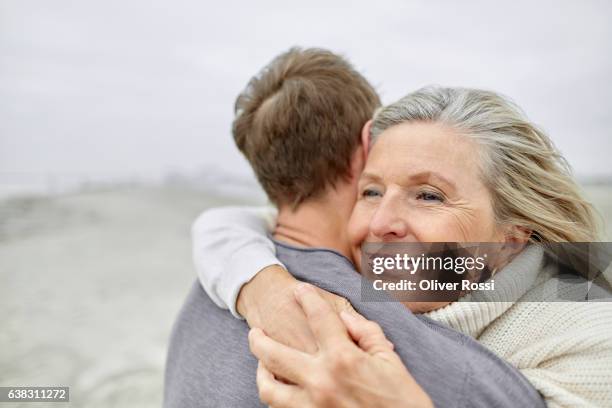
[425,245,612,408]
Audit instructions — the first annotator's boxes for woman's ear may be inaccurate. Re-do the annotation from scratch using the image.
[500,225,531,262]
[361,120,373,161]
[505,225,531,246]
[489,225,531,272]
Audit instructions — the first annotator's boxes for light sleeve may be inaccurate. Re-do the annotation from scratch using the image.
[191,205,284,318]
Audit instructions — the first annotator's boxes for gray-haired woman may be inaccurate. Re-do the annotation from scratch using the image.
[194,86,612,407]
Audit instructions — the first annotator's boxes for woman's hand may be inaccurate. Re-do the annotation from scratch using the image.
[248,283,434,408]
[237,265,355,353]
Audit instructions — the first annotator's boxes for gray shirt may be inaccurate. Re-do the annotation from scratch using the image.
[164,241,545,408]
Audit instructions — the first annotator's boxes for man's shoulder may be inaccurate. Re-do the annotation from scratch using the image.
[273,240,356,282]
[168,281,247,339]
[163,281,262,408]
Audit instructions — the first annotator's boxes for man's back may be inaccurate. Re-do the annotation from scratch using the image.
[164,281,261,407]
[164,241,544,408]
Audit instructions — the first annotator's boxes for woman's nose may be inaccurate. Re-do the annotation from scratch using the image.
[369,195,409,241]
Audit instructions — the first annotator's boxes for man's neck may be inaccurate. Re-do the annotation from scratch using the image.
[273,190,355,260]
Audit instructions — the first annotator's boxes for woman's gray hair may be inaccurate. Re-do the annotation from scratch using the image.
[371,86,600,242]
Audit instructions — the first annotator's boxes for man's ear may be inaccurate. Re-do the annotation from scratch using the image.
[361,120,373,161]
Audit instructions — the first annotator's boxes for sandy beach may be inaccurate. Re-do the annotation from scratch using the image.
[0,186,256,407]
[1,184,610,407]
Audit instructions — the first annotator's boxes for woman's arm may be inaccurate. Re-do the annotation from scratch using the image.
[191,206,283,317]
[249,283,433,408]
[192,206,354,352]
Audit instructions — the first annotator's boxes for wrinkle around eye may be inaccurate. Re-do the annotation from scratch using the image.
[444,205,481,240]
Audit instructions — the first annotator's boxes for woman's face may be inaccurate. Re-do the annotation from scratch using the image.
[348,121,505,268]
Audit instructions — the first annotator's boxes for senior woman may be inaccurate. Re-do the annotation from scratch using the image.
[193,87,612,407]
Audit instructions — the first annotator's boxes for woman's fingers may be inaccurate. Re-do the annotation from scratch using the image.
[294,283,351,348]
[339,311,394,355]
[256,362,309,408]
[249,327,311,384]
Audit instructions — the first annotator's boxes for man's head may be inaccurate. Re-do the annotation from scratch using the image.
[232,47,381,208]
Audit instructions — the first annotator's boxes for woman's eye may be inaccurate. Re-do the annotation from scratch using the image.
[416,191,444,202]
[362,188,382,198]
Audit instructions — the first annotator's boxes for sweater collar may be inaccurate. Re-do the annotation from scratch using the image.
[424,244,546,338]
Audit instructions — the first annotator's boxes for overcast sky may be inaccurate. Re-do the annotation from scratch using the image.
[1,0,611,194]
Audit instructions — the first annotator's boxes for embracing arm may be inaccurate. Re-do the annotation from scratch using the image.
[192,206,354,352]
[249,284,433,408]
[191,206,284,317]
[192,207,545,407]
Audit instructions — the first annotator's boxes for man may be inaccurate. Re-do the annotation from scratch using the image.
[164,47,544,407]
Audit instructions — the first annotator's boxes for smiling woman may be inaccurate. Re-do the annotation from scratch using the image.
[349,121,502,246]
[365,86,599,244]
[347,87,602,315]
[188,85,612,407]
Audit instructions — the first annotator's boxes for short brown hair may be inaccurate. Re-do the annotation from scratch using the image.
[232,47,381,207]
